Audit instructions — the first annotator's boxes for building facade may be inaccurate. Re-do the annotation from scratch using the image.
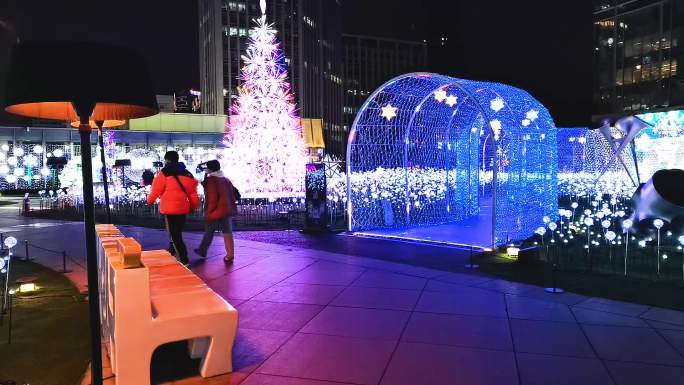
[593,0,684,121]
[341,34,428,156]
[198,0,343,154]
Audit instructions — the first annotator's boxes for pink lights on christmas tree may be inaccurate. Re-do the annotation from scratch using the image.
[222,11,307,198]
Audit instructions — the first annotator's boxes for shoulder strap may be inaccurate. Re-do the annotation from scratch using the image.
[173,174,191,201]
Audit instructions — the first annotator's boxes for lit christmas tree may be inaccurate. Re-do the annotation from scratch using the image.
[222,2,307,197]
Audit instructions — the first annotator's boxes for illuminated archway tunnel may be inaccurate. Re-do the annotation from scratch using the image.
[346,72,558,248]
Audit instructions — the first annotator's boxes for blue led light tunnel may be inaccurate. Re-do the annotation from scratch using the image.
[346,73,558,248]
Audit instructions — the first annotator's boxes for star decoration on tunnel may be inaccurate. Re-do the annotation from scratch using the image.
[380,103,398,121]
[445,95,458,107]
[434,89,447,102]
[526,109,539,121]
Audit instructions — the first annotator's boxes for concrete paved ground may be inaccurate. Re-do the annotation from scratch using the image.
[3,212,684,385]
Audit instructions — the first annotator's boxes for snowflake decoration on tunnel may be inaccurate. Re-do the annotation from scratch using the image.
[445,95,458,107]
[434,89,447,103]
[490,97,505,112]
[381,103,398,121]
[526,109,539,121]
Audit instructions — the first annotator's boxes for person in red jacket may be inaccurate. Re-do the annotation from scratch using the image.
[194,160,238,263]
[147,151,200,264]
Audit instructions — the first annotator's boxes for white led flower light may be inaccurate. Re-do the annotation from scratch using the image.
[4,236,17,249]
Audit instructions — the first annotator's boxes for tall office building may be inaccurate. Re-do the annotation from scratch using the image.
[593,0,684,121]
[198,0,343,152]
[341,34,428,156]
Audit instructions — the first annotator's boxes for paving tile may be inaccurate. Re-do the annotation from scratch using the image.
[233,328,293,374]
[253,282,345,305]
[254,257,320,272]
[301,306,410,340]
[433,271,493,286]
[351,270,427,290]
[226,265,302,283]
[574,297,650,317]
[476,279,539,295]
[572,308,649,328]
[331,286,421,311]
[237,300,324,332]
[516,288,588,305]
[386,265,446,278]
[424,279,471,293]
[415,290,507,318]
[510,319,595,358]
[242,374,354,385]
[192,259,243,281]
[640,307,684,326]
[380,342,518,385]
[605,360,684,385]
[506,295,575,322]
[258,333,395,385]
[516,353,614,385]
[307,260,367,272]
[206,277,275,301]
[284,265,364,286]
[646,319,684,331]
[402,312,513,351]
[582,324,684,365]
[657,329,684,357]
[171,372,248,385]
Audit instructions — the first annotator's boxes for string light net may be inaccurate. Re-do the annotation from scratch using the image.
[556,109,684,199]
[556,127,636,198]
[222,15,307,199]
[346,73,558,247]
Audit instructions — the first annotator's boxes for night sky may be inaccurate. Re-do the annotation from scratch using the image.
[0,0,592,126]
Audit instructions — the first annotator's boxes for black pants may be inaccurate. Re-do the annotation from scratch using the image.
[166,214,188,263]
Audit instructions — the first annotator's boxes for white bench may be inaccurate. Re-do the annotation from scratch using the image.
[95,225,238,385]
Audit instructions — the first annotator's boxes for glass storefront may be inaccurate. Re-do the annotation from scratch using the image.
[593,0,684,117]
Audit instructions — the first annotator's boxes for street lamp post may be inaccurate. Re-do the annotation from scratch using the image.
[3,41,158,385]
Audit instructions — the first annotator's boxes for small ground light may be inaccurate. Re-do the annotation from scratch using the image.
[506,246,519,258]
[18,282,38,293]
[662,254,668,260]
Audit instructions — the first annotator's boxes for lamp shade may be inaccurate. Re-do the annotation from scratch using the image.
[4,41,158,122]
[70,120,126,129]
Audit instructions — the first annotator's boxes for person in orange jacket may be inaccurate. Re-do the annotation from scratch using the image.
[194,160,238,263]
[147,150,200,264]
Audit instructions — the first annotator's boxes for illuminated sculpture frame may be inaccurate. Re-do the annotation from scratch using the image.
[346,73,558,248]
